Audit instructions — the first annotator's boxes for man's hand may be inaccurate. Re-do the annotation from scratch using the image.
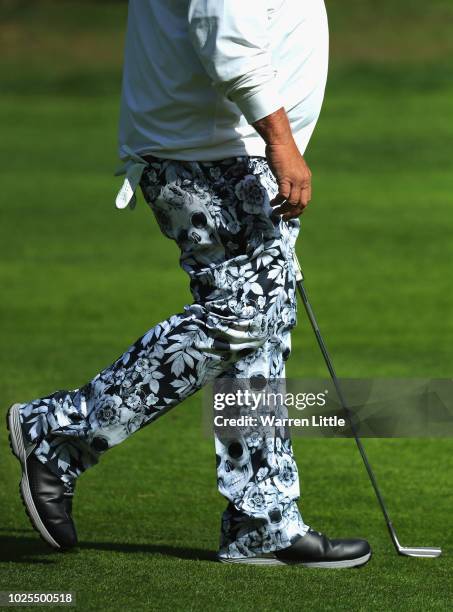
[253,107,312,220]
[266,142,312,220]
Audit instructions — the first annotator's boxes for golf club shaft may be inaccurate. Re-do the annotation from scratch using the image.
[292,253,399,548]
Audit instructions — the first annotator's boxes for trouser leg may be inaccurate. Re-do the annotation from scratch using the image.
[19,304,246,485]
[216,325,307,559]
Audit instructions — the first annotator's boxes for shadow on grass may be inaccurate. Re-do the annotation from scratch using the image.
[0,532,57,565]
[79,540,217,561]
[0,531,217,563]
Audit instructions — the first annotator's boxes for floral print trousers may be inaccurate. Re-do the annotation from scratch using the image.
[18,156,308,558]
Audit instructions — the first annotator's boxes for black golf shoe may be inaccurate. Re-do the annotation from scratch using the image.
[218,528,371,568]
[7,403,78,551]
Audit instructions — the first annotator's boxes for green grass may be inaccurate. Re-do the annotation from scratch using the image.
[1,1,453,610]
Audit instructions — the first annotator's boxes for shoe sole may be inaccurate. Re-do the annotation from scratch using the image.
[6,403,61,550]
[218,551,372,568]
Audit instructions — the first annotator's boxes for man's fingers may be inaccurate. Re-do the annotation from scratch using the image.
[272,199,293,215]
[282,207,303,221]
[279,198,304,219]
[271,176,312,218]
[270,192,287,208]
[288,184,303,207]
[300,182,311,207]
[270,181,291,207]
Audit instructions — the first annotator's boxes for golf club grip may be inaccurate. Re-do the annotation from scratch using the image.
[294,273,395,533]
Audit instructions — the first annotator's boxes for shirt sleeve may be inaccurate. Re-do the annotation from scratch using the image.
[187,0,284,123]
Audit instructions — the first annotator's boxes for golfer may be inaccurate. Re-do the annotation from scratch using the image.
[8,0,371,567]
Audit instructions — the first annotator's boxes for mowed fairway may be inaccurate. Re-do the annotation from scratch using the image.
[1,1,452,610]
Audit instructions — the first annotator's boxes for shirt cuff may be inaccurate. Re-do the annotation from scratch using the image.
[229,81,284,124]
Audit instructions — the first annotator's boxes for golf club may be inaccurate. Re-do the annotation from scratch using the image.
[292,252,441,558]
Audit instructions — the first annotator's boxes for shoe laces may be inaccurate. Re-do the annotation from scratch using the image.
[310,528,323,537]
[63,481,76,497]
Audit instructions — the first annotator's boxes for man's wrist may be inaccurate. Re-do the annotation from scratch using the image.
[252,107,294,146]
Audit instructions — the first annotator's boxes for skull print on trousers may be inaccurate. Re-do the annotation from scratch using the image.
[18,156,309,558]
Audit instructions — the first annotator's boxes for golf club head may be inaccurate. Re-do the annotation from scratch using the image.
[391,527,442,558]
[397,546,442,558]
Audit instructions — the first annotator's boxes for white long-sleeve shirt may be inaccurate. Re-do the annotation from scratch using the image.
[118,0,329,161]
